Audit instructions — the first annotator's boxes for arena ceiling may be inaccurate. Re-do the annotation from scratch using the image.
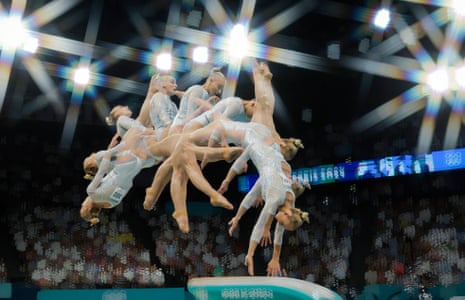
[1,0,464,163]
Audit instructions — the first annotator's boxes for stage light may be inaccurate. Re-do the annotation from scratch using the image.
[452,0,465,17]
[73,67,90,86]
[228,24,249,59]
[427,68,449,94]
[192,46,208,63]
[0,16,27,50]
[373,8,391,30]
[156,52,172,71]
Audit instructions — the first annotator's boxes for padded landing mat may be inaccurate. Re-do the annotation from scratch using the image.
[187,276,342,300]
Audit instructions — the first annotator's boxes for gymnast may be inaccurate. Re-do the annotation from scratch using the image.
[148,74,179,141]
[81,112,242,228]
[113,74,182,130]
[168,67,225,135]
[195,118,306,275]
[210,61,308,277]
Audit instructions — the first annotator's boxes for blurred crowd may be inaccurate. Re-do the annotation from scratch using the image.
[363,181,465,292]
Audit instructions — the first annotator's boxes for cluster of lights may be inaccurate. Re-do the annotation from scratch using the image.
[0,15,38,53]
[0,11,250,87]
[425,65,465,94]
[155,24,250,70]
[368,3,465,97]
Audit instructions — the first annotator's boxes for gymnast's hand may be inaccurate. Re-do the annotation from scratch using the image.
[208,95,220,104]
[266,259,282,277]
[228,217,239,236]
[245,255,254,276]
[260,230,272,247]
[108,133,120,149]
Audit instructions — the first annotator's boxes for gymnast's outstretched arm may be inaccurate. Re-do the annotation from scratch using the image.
[228,178,262,237]
[218,146,250,194]
[136,74,159,128]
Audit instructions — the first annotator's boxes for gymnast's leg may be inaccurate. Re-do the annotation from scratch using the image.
[170,163,190,233]
[251,61,280,142]
[143,157,173,211]
[173,139,234,211]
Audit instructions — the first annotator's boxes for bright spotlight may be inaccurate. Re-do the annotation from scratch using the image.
[228,24,249,59]
[452,0,465,17]
[0,16,27,50]
[373,8,391,30]
[192,46,208,64]
[156,52,172,71]
[427,68,449,94]
[73,67,90,86]
[23,36,39,53]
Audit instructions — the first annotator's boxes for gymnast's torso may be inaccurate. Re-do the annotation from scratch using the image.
[149,92,178,139]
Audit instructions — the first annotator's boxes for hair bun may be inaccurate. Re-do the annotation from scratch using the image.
[105,116,114,126]
[294,138,304,149]
[89,217,100,226]
[301,211,310,223]
[83,174,94,180]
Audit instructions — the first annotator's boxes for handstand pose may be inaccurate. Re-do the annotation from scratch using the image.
[216,61,308,277]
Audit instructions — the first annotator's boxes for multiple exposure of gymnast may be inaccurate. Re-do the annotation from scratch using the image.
[80,61,311,278]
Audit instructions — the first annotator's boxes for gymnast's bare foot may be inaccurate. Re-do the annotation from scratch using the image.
[257,62,273,80]
[143,188,157,211]
[224,147,243,163]
[210,194,234,210]
[172,210,189,233]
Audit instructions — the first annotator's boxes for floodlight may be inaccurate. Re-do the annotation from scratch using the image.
[373,8,391,30]
[73,67,90,86]
[156,52,172,71]
[228,24,249,59]
[193,46,208,63]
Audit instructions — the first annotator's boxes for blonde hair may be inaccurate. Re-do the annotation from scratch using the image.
[105,106,121,126]
[83,173,94,180]
[208,66,225,81]
[154,74,175,90]
[289,207,309,230]
[281,138,304,160]
[83,154,97,180]
[105,105,132,126]
[80,205,101,226]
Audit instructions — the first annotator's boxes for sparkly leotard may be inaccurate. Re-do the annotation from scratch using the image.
[149,92,178,140]
[211,119,294,245]
[171,85,210,128]
[87,118,164,207]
